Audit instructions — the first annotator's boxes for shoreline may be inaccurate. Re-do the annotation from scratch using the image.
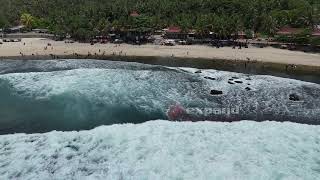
[1,38,320,79]
[2,54,320,80]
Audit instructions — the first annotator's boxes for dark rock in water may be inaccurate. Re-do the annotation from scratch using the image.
[234,80,243,84]
[247,83,251,85]
[232,77,239,79]
[228,81,235,84]
[229,79,234,81]
[195,70,202,74]
[210,90,223,95]
[289,94,300,101]
[204,76,216,80]
[245,87,251,91]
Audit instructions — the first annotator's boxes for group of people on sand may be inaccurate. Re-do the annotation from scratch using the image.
[285,64,297,71]
[44,43,53,50]
[18,42,54,57]
[13,40,300,73]
[111,50,126,56]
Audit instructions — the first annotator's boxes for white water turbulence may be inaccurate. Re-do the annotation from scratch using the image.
[0,121,320,179]
[0,59,320,134]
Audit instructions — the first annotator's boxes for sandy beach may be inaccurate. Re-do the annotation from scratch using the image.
[0,38,320,67]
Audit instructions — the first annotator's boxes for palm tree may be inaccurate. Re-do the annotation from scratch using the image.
[20,13,34,30]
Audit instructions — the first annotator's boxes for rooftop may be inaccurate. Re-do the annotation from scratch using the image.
[276,27,303,35]
[312,28,320,36]
[166,26,182,33]
[9,25,25,31]
[130,11,139,17]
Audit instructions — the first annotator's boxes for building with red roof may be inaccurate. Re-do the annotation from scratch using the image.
[130,11,139,17]
[276,27,303,35]
[166,26,182,33]
[164,26,187,39]
[312,28,320,37]
[277,26,320,37]
[231,31,254,39]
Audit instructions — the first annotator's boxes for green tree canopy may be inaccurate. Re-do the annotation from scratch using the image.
[20,13,35,29]
[0,0,317,39]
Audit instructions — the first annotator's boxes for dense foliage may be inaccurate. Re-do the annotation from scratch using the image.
[0,0,319,40]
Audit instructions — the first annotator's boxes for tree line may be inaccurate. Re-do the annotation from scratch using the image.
[0,0,319,41]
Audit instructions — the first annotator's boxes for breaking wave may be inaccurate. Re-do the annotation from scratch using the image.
[0,59,319,134]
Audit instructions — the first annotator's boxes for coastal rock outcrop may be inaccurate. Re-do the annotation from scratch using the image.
[204,77,216,80]
[210,89,223,95]
[289,93,300,101]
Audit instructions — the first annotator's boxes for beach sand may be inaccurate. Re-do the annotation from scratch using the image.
[0,38,320,67]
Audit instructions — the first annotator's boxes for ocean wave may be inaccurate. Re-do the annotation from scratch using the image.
[0,60,319,134]
[0,120,319,179]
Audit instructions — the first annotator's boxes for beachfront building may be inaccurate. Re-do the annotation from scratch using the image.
[4,25,25,33]
[231,31,255,40]
[103,11,152,44]
[238,31,247,39]
[232,31,246,39]
[164,26,206,44]
[130,11,140,17]
[164,26,208,40]
[312,27,320,37]
[274,26,320,51]
[32,29,49,34]
[124,28,152,44]
[276,26,320,38]
[9,25,25,33]
[276,27,304,37]
[164,26,228,44]
[164,26,186,39]
[108,27,152,44]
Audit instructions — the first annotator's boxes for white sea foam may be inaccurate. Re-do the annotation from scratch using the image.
[179,67,319,91]
[1,67,319,102]
[0,68,199,113]
[0,66,320,126]
[0,120,320,179]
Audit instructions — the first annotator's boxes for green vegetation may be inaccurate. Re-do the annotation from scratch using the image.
[20,13,34,30]
[0,0,319,41]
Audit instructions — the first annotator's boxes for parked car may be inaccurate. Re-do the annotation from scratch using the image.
[164,39,175,46]
[113,39,124,44]
[91,39,98,44]
[280,45,288,49]
[100,39,108,44]
[178,40,187,45]
[65,39,75,43]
